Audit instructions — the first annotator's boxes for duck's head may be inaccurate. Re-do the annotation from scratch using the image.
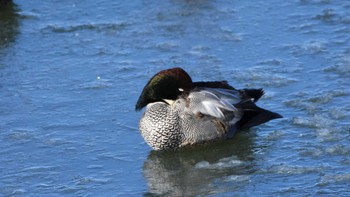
[135,67,193,111]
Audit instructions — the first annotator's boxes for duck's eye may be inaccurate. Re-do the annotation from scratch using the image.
[178,88,184,92]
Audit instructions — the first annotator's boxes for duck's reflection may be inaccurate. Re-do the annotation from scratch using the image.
[143,133,257,196]
[0,1,19,48]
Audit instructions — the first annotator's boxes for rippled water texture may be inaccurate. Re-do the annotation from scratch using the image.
[1,0,349,196]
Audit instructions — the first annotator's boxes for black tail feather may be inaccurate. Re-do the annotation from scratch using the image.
[237,102,282,130]
[242,88,264,102]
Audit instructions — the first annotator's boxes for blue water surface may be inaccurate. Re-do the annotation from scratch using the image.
[1,0,349,196]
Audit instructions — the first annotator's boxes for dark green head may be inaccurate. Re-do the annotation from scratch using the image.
[135,67,193,111]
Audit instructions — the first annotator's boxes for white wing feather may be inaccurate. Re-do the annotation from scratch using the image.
[188,88,242,121]
[201,100,225,119]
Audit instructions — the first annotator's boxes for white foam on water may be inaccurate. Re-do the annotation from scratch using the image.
[325,144,350,156]
[319,174,350,185]
[293,112,339,128]
[195,156,244,170]
[224,175,250,183]
[266,164,322,175]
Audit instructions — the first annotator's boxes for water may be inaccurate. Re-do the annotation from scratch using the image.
[1,0,349,196]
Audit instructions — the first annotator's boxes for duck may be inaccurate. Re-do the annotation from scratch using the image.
[135,67,282,150]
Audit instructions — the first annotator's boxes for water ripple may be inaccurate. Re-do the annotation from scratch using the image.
[41,22,130,34]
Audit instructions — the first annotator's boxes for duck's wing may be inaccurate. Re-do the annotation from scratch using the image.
[187,88,243,124]
[186,87,283,129]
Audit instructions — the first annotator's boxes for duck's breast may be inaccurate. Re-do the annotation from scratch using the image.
[139,102,183,150]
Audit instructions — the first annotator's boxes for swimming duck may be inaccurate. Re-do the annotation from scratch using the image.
[136,67,282,150]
